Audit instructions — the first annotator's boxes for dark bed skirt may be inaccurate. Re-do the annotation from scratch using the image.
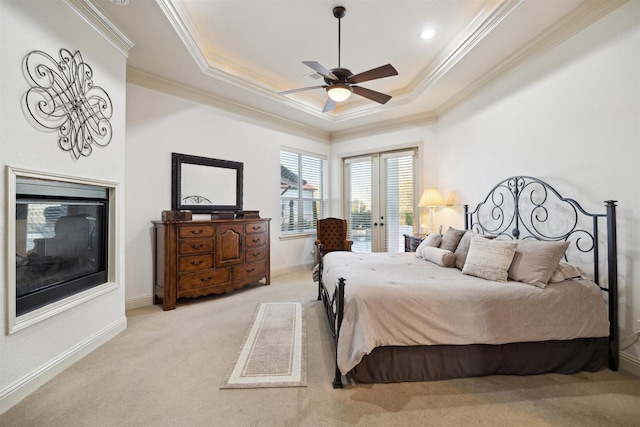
[349,337,608,383]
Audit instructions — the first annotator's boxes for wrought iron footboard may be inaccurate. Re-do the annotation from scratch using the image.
[316,244,345,388]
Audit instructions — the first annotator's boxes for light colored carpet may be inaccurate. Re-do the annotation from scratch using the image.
[222,301,306,388]
[1,269,640,426]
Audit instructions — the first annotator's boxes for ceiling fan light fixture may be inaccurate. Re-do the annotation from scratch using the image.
[327,83,353,102]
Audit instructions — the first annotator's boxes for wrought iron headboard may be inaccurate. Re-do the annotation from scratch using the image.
[463,176,618,370]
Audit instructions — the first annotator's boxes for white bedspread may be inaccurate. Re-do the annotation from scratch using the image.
[321,251,610,374]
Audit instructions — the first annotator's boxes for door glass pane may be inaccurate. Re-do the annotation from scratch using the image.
[345,158,372,253]
[382,153,415,253]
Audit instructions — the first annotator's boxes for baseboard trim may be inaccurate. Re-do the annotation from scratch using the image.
[619,352,640,378]
[126,295,153,311]
[0,317,127,415]
[271,264,312,277]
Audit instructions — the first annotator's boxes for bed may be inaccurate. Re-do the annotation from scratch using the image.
[317,176,618,388]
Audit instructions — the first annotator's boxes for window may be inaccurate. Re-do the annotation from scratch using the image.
[280,149,328,234]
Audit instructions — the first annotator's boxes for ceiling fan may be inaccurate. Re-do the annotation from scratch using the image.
[279,6,398,113]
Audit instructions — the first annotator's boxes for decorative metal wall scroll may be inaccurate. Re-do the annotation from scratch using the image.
[23,49,113,160]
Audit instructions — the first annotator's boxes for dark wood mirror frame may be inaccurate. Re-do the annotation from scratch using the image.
[171,152,243,214]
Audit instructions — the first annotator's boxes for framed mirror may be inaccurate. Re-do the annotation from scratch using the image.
[171,153,243,214]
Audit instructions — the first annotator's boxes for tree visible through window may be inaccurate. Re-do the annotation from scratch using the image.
[280,150,327,234]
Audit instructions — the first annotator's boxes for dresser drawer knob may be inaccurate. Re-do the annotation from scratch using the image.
[200,277,212,282]
[191,244,204,249]
[252,252,260,257]
[246,268,255,273]
[190,260,203,266]
[252,238,261,243]
[190,229,204,235]
[252,226,261,230]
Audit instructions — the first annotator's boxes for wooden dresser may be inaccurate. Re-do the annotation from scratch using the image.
[153,218,270,310]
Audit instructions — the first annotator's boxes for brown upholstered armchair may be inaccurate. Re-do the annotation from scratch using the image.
[315,217,353,261]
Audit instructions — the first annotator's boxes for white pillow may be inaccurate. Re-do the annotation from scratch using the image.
[462,238,518,282]
[421,246,456,267]
[414,233,442,258]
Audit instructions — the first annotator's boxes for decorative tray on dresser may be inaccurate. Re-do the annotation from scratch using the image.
[153,218,270,310]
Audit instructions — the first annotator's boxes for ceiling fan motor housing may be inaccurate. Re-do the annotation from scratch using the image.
[325,67,353,85]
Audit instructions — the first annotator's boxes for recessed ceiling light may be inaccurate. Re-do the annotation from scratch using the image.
[419,28,438,40]
[110,0,130,6]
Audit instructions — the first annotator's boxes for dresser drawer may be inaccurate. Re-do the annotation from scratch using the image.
[245,233,267,248]
[232,261,266,280]
[179,254,214,272]
[179,269,230,291]
[178,238,214,254]
[245,246,267,262]
[245,222,267,234]
[179,225,214,239]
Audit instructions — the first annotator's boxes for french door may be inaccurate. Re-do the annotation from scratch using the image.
[343,149,418,252]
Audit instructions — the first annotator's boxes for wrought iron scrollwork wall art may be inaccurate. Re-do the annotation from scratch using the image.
[23,49,113,160]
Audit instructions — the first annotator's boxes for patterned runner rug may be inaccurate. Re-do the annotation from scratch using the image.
[221,302,307,388]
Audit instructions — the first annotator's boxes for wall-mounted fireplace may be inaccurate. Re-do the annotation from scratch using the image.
[15,177,109,317]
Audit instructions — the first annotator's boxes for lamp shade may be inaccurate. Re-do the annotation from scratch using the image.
[326,83,353,102]
[418,188,444,207]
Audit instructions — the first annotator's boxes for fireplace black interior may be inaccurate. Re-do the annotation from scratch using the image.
[15,177,109,316]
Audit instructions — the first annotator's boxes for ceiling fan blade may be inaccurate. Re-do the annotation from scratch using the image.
[279,85,326,95]
[349,64,398,84]
[352,86,392,104]
[302,61,338,80]
[322,97,337,113]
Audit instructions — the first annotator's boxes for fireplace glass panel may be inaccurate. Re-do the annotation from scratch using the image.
[15,178,108,316]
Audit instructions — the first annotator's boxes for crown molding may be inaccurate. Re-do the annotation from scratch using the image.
[405,0,523,102]
[126,67,330,142]
[64,0,134,57]
[156,0,298,106]
[436,0,629,117]
[330,112,438,143]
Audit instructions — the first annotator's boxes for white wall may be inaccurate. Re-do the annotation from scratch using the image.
[0,0,128,412]
[436,1,640,364]
[124,84,331,306]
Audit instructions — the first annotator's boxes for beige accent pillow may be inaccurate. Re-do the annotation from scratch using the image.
[462,238,518,282]
[549,261,587,283]
[421,246,456,267]
[454,232,495,270]
[414,233,442,258]
[508,240,570,288]
[439,227,467,252]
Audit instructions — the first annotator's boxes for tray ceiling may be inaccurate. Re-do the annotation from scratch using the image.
[92,0,625,137]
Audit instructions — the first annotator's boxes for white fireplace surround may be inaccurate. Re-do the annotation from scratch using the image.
[6,166,119,334]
